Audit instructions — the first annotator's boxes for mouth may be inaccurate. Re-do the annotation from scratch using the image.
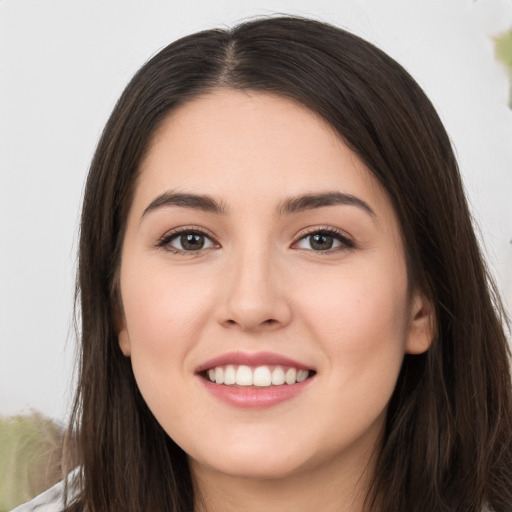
[195,352,316,407]
[201,364,315,387]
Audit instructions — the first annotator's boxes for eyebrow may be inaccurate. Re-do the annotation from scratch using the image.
[141,190,376,220]
[277,192,376,218]
[142,191,228,218]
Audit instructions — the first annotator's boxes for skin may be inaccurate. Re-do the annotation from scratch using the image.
[117,90,434,512]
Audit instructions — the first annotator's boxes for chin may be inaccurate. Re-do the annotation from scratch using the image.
[188,438,313,481]
[200,458,308,481]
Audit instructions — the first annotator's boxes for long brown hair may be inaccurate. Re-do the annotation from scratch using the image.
[65,16,512,512]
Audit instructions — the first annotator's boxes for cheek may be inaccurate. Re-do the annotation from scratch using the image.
[294,264,409,445]
[122,259,214,344]
[119,260,217,402]
[298,260,410,379]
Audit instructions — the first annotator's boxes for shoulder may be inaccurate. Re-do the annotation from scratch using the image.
[9,468,79,512]
[9,479,65,512]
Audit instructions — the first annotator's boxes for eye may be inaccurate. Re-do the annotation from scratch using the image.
[158,229,217,253]
[294,229,354,252]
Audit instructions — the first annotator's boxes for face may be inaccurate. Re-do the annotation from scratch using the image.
[117,90,433,483]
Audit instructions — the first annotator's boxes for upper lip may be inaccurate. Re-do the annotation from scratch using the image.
[195,351,314,373]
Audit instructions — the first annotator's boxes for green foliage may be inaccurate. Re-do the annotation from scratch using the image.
[0,413,63,511]
[495,30,512,107]
[496,30,512,67]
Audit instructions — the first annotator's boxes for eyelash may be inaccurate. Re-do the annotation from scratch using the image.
[157,226,219,255]
[156,226,355,255]
[293,227,355,253]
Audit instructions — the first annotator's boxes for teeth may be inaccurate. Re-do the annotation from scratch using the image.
[224,365,236,385]
[271,367,285,385]
[236,365,253,386]
[215,367,224,384]
[253,366,272,387]
[296,369,309,383]
[285,368,296,385]
[205,365,311,387]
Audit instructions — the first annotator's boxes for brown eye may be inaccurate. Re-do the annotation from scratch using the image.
[294,229,353,252]
[309,233,334,251]
[163,231,216,252]
[180,233,206,250]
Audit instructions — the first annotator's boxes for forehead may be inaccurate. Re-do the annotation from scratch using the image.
[134,89,391,220]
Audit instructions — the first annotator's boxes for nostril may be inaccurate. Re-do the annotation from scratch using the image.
[224,318,277,326]
[222,317,281,332]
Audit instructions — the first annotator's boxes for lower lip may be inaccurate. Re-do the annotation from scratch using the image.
[199,376,314,408]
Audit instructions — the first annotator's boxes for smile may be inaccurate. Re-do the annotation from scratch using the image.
[205,365,311,387]
[196,352,316,408]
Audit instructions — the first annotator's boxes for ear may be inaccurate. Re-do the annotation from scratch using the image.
[118,325,131,356]
[405,288,435,355]
[114,305,131,357]
[111,274,131,356]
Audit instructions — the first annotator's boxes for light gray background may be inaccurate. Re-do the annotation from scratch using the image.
[1,0,511,423]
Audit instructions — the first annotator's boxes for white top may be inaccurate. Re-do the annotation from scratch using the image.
[10,480,65,512]
[9,469,78,512]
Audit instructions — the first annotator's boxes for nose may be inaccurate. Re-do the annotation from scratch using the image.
[217,247,293,332]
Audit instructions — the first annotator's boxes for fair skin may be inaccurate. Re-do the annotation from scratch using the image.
[117,90,433,512]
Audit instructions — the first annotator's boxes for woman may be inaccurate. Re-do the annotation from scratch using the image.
[13,15,512,512]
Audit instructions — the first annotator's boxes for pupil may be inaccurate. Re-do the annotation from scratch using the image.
[181,233,204,250]
[311,233,333,250]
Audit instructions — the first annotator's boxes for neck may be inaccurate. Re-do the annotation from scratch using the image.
[191,441,379,512]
